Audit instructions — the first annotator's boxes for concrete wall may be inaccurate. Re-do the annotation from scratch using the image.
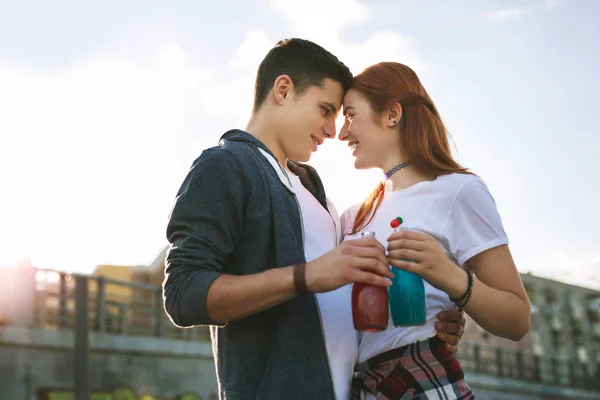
[0,326,218,400]
[2,325,600,400]
[466,373,600,400]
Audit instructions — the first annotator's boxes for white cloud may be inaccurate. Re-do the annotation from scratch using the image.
[519,254,600,290]
[543,0,561,9]
[335,31,425,75]
[3,6,412,270]
[197,69,256,121]
[0,0,595,292]
[0,9,425,270]
[0,43,227,271]
[156,42,189,68]
[487,1,560,20]
[205,0,428,125]
[265,0,426,75]
[487,7,531,20]
[228,29,273,71]
[269,0,374,39]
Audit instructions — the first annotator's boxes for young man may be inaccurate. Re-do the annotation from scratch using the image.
[163,38,465,400]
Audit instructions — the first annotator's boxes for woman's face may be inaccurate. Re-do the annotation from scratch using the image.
[339,89,401,170]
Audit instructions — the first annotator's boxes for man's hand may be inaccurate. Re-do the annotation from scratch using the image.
[435,311,466,353]
[306,237,393,293]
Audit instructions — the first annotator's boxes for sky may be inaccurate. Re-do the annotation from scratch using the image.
[0,0,599,289]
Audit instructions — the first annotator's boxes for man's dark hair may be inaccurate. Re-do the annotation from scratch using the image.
[253,38,353,112]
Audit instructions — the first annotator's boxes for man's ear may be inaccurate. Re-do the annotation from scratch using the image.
[273,75,294,105]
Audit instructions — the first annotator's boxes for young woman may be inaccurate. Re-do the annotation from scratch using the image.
[339,62,531,399]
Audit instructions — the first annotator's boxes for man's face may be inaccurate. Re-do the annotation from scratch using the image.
[279,78,344,163]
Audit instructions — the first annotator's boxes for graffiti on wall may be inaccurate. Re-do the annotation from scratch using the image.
[36,387,218,400]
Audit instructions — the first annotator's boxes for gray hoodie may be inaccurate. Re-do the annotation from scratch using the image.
[163,129,340,399]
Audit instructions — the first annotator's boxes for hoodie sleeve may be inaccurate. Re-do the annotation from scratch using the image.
[163,147,247,327]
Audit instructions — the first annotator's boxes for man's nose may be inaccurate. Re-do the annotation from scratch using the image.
[323,119,336,140]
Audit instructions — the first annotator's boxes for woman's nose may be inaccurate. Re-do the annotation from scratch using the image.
[338,122,349,141]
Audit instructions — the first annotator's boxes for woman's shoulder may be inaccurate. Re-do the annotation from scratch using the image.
[438,172,483,186]
[438,173,501,217]
[436,173,489,198]
[341,203,362,235]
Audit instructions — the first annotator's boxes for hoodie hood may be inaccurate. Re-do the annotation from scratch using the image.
[220,129,329,211]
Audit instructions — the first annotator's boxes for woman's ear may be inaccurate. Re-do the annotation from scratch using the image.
[386,102,403,127]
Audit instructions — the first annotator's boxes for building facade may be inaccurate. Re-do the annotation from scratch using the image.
[462,273,600,382]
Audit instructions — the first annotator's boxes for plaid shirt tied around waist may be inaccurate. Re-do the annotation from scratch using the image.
[351,336,474,400]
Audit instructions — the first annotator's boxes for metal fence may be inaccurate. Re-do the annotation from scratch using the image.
[34,269,210,341]
[458,342,600,391]
[32,269,600,397]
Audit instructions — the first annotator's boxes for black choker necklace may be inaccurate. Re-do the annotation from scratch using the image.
[385,161,411,180]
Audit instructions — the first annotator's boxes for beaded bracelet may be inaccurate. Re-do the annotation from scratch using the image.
[451,269,474,308]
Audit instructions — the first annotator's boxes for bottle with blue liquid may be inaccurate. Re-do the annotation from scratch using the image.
[388,217,427,326]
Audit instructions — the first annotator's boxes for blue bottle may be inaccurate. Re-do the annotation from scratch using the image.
[388,227,427,326]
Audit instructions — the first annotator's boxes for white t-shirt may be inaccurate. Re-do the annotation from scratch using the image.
[341,173,508,364]
[288,173,358,400]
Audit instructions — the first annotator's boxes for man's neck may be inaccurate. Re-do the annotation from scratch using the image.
[245,114,288,168]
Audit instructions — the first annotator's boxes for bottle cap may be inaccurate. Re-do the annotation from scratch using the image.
[390,216,403,229]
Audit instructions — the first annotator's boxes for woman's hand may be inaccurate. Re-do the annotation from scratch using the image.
[386,230,468,300]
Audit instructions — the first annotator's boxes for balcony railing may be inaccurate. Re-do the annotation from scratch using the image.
[457,343,599,391]
[34,269,210,341]
[31,269,600,394]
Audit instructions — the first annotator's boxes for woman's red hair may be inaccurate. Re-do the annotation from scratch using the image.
[351,62,470,233]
